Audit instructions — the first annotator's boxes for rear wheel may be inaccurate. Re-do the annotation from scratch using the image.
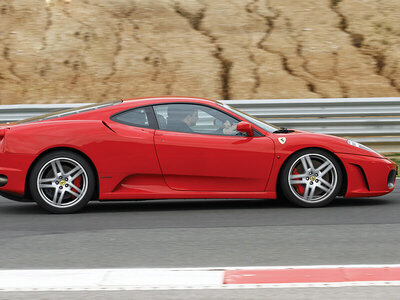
[280,149,343,207]
[29,151,95,213]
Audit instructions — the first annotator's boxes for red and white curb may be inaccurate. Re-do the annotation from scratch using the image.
[2,265,400,291]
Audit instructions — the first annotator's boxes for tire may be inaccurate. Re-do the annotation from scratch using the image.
[29,151,95,213]
[280,148,343,207]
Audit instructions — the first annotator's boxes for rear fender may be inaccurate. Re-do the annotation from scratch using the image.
[5,120,109,155]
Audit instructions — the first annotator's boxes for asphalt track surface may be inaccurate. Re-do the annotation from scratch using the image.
[0,185,399,298]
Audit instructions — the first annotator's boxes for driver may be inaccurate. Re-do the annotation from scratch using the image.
[215,119,238,135]
[167,106,198,133]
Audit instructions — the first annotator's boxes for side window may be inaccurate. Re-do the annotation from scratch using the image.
[111,107,151,128]
[153,104,244,136]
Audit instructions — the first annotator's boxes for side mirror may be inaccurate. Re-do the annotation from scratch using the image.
[236,121,254,137]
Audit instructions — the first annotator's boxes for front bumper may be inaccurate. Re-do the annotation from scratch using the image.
[336,153,397,198]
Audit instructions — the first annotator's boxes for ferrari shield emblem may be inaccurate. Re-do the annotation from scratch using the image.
[278,137,286,144]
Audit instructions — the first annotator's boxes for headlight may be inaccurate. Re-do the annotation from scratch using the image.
[347,140,378,154]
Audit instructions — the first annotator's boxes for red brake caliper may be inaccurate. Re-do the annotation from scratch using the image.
[292,168,305,194]
[71,176,82,197]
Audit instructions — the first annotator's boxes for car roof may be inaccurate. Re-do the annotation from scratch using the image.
[120,96,219,107]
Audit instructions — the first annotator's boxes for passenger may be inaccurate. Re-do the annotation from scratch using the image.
[167,106,198,133]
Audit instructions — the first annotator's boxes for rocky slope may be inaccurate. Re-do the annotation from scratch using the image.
[1,0,400,104]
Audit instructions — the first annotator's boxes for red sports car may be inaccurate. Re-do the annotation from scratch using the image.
[0,97,396,213]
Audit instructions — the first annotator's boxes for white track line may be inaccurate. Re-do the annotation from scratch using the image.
[2,265,400,291]
[0,269,224,291]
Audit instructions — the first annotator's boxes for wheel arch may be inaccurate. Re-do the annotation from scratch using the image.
[276,147,348,197]
[25,147,99,201]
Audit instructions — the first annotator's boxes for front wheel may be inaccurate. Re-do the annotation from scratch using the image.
[29,151,95,213]
[280,149,343,207]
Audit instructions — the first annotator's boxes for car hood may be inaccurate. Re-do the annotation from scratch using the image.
[271,129,384,159]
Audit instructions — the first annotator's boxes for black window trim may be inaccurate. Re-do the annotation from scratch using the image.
[110,102,265,137]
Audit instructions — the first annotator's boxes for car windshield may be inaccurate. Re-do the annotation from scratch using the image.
[16,100,122,124]
[217,102,279,132]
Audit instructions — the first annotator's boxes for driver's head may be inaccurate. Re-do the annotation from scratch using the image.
[168,105,198,126]
[184,109,198,126]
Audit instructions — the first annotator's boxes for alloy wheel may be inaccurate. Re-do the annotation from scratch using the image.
[288,153,338,204]
[36,157,89,208]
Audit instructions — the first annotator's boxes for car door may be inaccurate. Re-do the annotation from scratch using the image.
[153,103,275,192]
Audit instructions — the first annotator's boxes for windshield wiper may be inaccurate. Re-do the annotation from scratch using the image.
[273,127,294,133]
